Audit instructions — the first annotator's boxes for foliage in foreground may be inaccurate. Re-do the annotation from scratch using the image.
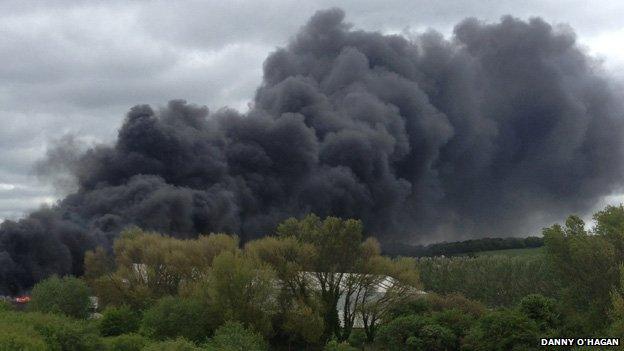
[9,208,624,350]
[0,309,101,350]
[203,321,268,351]
[29,275,92,319]
[99,305,141,337]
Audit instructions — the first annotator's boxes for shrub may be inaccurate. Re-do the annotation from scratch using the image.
[281,300,324,344]
[375,315,428,350]
[143,338,201,351]
[99,305,140,336]
[426,293,486,317]
[347,329,366,349]
[103,334,149,351]
[29,275,92,319]
[0,309,101,351]
[517,294,558,331]
[204,321,267,351]
[387,296,430,319]
[34,318,102,351]
[375,315,455,351]
[324,339,358,351]
[430,309,475,347]
[0,300,12,313]
[140,296,214,343]
[462,310,540,351]
[0,326,46,351]
[202,251,278,337]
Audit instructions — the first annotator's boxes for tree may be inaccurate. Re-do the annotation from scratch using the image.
[425,293,486,318]
[83,246,114,282]
[0,331,47,351]
[430,309,476,349]
[276,215,421,341]
[357,255,422,342]
[609,264,624,339]
[140,296,216,343]
[85,228,239,309]
[31,314,103,350]
[193,251,278,337]
[416,254,557,307]
[102,333,149,351]
[99,305,141,336]
[374,314,455,351]
[544,213,620,331]
[517,294,558,332]
[29,275,92,319]
[204,321,268,351]
[245,235,323,346]
[281,298,324,345]
[143,338,201,351]
[245,236,317,306]
[461,310,539,351]
[324,339,358,351]
[347,329,366,349]
[277,215,365,339]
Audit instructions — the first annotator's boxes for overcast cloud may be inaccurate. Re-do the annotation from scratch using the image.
[1,0,624,222]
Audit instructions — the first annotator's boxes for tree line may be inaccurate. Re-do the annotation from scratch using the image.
[3,207,624,350]
[383,236,544,257]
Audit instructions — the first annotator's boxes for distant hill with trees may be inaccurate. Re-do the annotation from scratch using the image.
[382,236,544,257]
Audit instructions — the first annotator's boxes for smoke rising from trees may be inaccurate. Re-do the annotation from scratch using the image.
[1,8,623,293]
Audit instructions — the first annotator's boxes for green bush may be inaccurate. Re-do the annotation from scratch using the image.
[425,293,486,317]
[29,275,92,319]
[34,319,102,351]
[432,309,475,336]
[324,339,357,351]
[0,310,101,351]
[102,334,149,351]
[99,305,140,336]
[143,338,201,351]
[347,329,366,348]
[0,326,47,351]
[0,300,12,313]
[375,315,427,350]
[411,324,455,351]
[204,321,267,351]
[462,310,540,351]
[140,296,214,343]
[387,296,430,319]
[517,294,558,332]
[375,315,455,351]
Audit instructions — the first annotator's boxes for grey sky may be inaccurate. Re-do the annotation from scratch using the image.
[1,0,623,222]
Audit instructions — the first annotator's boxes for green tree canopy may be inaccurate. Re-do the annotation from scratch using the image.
[543,210,624,331]
[99,305,141,337]
[140,296,216,343]
[204,321,268,351]
[461,310,539,351]
[274,215,422,340]
[143,338,201,351]
[85,228,239,309]
[190,251,278,337]
[29,275,92,319]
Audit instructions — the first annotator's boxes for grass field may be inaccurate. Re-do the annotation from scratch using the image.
[472,247,545,257]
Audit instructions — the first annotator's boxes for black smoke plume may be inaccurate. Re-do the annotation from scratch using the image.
[2,9,624,293]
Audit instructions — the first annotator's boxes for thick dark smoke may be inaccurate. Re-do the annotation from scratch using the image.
[2,8,624,293]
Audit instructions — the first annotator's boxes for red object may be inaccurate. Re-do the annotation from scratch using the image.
[15,296,30,303]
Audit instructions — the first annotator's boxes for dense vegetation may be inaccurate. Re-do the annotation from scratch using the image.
[3,207,624,350]
[383,236,544,257]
